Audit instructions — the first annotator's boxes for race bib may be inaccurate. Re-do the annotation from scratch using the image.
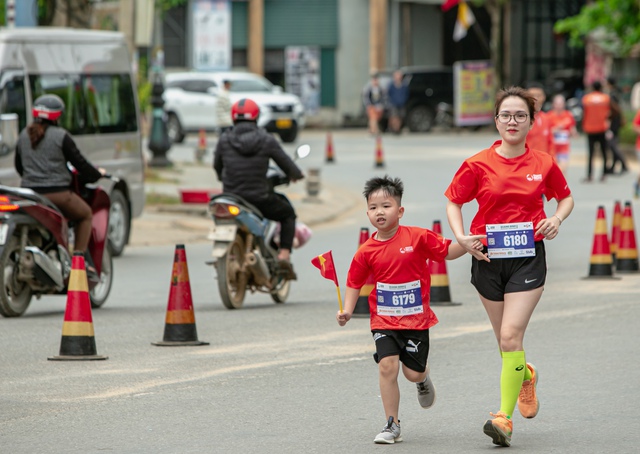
[376,280,423,316]
[486,222,535,259]
[553,131,570,144]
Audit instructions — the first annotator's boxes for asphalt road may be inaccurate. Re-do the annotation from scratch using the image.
[1,129,639,453]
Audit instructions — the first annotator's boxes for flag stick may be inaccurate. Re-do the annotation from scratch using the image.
[336,285,343,313]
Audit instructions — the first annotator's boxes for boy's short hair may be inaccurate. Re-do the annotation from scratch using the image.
[363,175,404,204]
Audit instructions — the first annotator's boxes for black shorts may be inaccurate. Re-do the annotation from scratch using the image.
[372,329,430,373]
[471,241,546,301]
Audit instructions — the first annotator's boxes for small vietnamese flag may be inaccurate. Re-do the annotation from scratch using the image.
[311,250,343,312]
[441,0,460,12]
[311,251,339,286]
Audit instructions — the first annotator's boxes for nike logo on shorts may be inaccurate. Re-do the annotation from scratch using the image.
[524,278,538,284]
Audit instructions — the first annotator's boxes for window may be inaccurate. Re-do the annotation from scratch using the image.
[0,71,27,131]
[29,73,138,135]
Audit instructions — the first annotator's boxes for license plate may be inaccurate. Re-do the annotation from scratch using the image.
[276,119,292,129]
[0,224,8,245]
[210,224,237,242]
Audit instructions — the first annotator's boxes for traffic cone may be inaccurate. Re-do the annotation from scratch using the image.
[325,132,335,163]
[374,135,385,168]
[353,227,373,317]
[610,200,622,267]
[48,252,108,361]
[615,201,639,273]
[429,220,462,306]
[152,245,209,346]
[583,206,618,279]
[195,129,207,163]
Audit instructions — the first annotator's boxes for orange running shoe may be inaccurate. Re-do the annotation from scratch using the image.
[518,363,539,418]
[483,411,513,447]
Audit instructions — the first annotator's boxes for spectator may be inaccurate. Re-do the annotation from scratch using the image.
[215,80,233,135]
[387,70,409,134]
[605,76,628,175]
[363,74,386,136]
[581,81,611,182]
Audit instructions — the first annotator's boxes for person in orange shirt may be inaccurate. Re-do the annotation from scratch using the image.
[547,94,577,175]
[525,83,552,156]
[581,81,611,182]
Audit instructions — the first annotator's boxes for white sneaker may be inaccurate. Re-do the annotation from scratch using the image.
[374,417,402,444]
[416,364,436,409]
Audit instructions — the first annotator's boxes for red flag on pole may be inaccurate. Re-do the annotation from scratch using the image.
[311,251,339,287]
[441,0,461,12]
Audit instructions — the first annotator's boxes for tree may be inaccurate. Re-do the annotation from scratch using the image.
[554,0,640,57]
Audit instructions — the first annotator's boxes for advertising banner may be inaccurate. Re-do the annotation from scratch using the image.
[453,60,495,126]
[285,46,320,115]
[193,0,231,71]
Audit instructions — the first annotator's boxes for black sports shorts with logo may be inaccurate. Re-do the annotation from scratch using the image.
[471,241,546,301]
[372,329,430,373]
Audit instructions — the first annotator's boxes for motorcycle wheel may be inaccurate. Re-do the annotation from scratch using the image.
[270,279,290,304]
[217,236,247,309]
[0,236,33,317]
[90,247,113,308]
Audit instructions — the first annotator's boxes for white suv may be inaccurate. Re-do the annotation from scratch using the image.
[163,71,305,143]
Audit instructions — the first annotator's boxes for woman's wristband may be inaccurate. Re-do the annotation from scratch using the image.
[554,214,563,225]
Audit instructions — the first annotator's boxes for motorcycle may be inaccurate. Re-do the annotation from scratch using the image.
[0,173,114,317]
[207,144,312,309]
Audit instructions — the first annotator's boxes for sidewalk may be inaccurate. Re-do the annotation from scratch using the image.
[129,160,359,247]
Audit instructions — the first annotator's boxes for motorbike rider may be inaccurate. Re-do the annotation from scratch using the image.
[213,98,304,279]
[14,94,104,277]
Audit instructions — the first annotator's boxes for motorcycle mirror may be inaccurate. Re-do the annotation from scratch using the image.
[295,144,311,159]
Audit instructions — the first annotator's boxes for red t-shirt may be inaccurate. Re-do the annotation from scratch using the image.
[634,110,640,150]
[444,140,571,243]
[527,110,552,156]
[346,225,451,331]
[547,110,576,155]
[582,91,610,134]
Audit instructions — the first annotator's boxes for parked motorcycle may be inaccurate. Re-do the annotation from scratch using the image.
[0,174,114,317]
[207,144,311,309]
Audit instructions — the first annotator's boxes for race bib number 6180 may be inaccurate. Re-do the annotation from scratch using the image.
[486,222,535,259]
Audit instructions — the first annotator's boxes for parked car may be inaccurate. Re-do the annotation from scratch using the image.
[401,66,454,132]
[163,71,306,143]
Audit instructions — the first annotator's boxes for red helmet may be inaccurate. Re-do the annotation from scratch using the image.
[231,98,260,122]
[32,94,65,121]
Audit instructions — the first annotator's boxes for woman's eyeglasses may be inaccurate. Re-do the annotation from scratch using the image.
[496,112,529,124]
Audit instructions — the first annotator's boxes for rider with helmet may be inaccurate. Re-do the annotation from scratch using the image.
[14,94,104,274]
[213,98,304,279]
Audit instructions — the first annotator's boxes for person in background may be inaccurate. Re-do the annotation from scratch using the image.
[632,108,640,197]
[605,76,628,175]
[581,81,611,182]
[547,94,577,175]
[215,80,233,135]
[363,74,386,136]
[525,83,553,157]
[387,70,409,135]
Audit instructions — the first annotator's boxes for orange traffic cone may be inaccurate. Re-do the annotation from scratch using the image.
[583,206,618,279]
[374,135,385,168]
[610,200,622,267]
[429,220,462,306]
[615,201,639,273]
[353,227,374,317]
[48,252,108,361]
[152,245,209,346]
[195,129,207,163]
[325,132,335,163]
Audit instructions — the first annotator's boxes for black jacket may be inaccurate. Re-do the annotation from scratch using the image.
[213,122,303,202]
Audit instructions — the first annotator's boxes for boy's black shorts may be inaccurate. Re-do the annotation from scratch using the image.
[471,241,546,301]
[372,329,430,373]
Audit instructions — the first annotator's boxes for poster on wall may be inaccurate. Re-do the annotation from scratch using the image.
[285,46,320,115]
[193,0,231,71]
[453,60,495,126]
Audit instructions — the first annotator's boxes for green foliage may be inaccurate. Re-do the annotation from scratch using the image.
[138,80,152,117]
[156,0,188,13]
[554,0,640,56]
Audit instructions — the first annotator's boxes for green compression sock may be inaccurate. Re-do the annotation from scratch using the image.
[499,351,527,417]
[523,359,532,381]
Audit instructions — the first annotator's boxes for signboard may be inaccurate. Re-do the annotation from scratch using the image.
[453,60,495,126]
[285,46,320,115]
[193,0,231,71]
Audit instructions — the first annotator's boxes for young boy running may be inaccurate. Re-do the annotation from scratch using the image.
[336,175,483,444]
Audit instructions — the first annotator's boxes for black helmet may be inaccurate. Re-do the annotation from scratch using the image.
[32,94,65,121]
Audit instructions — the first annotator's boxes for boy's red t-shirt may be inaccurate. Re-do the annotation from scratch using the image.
[346,225,450,331]
[547,110,576,155]
[444,140,571,243]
